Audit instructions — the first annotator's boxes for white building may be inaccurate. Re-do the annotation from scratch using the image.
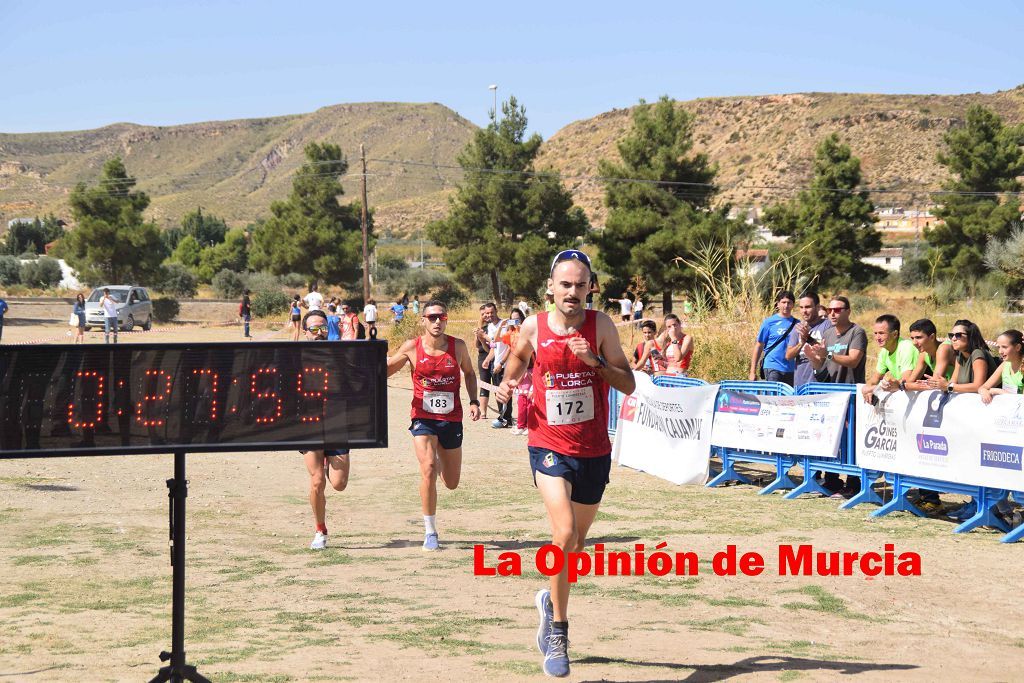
[862,247,904,272]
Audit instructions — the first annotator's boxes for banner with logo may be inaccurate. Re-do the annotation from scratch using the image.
[612,373,718,485]
[854,388,1024,490]
[710,390,849,458]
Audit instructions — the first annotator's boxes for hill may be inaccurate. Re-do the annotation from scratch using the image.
[5,88,1024,240]
[0,102,475,238]
[537,87,1024,226]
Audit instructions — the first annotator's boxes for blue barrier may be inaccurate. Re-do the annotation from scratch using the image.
[707,381,797,495]
[604,376,1024,542]
[785,383,883,509]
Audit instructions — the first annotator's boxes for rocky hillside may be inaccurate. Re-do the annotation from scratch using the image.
[5,88,1024,239]
[538,87,1024,226]
[0,102,475,238]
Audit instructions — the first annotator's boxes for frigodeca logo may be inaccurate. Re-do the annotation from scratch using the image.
[980,443,1023,471]
[915,434,948,456]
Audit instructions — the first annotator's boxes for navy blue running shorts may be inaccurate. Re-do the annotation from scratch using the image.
[409,418,464,450]
[528,446,611,505]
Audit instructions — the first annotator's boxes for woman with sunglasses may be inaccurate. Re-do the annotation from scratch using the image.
[926,320,998,395]
[386,300,480,551]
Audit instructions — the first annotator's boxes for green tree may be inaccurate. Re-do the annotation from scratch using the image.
[169,235,202,268]
[927,105,1024,279]
[249,142,370,285]
[762,133,882,289]
[61,158,167,284]
[3,215,64,255]
[593,96,731,311]
[195,227,248,282]
[181,207,228,247]
[426,97,589,303]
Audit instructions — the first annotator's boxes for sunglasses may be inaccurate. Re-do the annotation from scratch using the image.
[550,249,592,275]
[306,325,328,334]
[826,307,847,314]
[948,331,967,340]
[424,314,448,322]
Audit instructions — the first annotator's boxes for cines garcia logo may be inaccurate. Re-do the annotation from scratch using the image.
[916,434,948,456]
[980,443,1023,471]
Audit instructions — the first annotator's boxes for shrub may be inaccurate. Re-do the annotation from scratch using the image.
[279,272,306,288]
[152,297,180,322]
[160,263,198,298]
[251,289,289,318]
[212,269,247,298]
[244,271,282,294]
[20,256,63,288]
[0,255,20,285]
[382,268,450,298]
[377,253,409,271]
[431,281,469,309]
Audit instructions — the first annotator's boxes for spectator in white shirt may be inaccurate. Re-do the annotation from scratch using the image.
[363,299,378,339]
[609,294,633,323]
[304,284,324,312]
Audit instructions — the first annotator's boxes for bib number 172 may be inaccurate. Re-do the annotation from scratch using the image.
[545,387,594,426]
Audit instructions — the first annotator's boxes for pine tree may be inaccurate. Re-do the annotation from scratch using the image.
[594,96,731,311]
[927,105,1024,279]
[249,142,370,285]
[61,158,167,284]
[762,133,882,289]
[426,97,589,303]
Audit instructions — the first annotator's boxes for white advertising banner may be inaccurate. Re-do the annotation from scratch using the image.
[710,390,849,458]
[612,373,718,485]
[855,388,1024,491]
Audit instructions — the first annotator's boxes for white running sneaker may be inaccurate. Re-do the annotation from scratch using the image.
[310,531,327,550]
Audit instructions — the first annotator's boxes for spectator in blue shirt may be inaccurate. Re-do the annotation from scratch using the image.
[0,295,7,343]
[749,290,797,385]
[325,304,342,341]
[391,299,405,322]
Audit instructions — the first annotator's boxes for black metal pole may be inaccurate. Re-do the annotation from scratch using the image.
[151,451,210,683]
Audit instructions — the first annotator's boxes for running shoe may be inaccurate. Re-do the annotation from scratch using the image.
[916,499,943,516]
[310,531,327,550]
[543,629,570,677]
[948,500,977,521]
[491,419,509,429]
[423,532,440,551]
[535,589,553,654]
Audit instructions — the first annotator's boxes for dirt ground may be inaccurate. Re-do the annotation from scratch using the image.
[1,323,1023,682]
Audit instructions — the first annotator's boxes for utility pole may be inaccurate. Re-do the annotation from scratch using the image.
[360,144,370,303]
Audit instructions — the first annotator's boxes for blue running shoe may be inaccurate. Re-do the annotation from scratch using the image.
[949,500,977,521]
[535,589,553,654]
[543,629,570,677]
[423,533,439,551]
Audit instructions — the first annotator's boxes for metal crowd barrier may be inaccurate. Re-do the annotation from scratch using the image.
[706,380,796,494]
[786,383,883,509]
[604,378,1024,542]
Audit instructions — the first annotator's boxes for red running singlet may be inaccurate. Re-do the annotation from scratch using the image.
[410,335,463,422]
[528,310,610,457]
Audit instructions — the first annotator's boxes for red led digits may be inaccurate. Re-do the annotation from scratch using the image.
[191,369,219,422]
[135,370,173,427]
[67,370,105,428]
[250,367,282,424]
[297,367,329,423]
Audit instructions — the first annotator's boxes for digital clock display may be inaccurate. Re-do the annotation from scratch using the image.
[0,341,388,458]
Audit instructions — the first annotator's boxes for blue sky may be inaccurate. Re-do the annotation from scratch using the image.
[2,1,1022,137]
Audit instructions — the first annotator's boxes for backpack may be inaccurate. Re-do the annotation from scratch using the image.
[356,321,366,339]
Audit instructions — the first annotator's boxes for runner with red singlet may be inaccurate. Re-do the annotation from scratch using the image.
[496,250,635,678]
[658,313,693,375]
[632,319,667,375]
[387,300,480,551]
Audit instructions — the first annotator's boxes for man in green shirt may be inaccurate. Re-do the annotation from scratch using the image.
[860,314,919,404]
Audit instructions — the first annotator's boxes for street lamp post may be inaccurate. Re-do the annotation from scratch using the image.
[488,84,497,122]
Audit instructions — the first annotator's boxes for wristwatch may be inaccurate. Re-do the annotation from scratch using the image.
[469,399,480,406]
[946,383,955,395]
[594,355,608,369]
[826,350,834,361]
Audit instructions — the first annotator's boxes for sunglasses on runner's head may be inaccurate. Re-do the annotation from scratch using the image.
[826,306,847,314]
[550,249,592,275]
[948,331,967,340]
[306,325,328,334]
[424,314,448,322]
